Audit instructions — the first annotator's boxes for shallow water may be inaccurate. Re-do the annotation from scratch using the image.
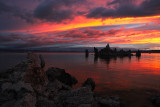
[0,52,160,93]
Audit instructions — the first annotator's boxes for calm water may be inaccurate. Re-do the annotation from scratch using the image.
[0,52,160,93]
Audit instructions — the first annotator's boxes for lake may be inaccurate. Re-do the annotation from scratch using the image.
[0,52,160,94]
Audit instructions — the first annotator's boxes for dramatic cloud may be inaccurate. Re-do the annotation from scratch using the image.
[1,26,160,49]
[87,0,160,18]
[0,0,160,50]
[0,1,11,13]
[0,33,76,49]
[0,27,125,49]
[59,28,124,38]
[34,0,86,22]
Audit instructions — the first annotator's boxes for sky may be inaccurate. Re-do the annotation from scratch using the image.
[0,0,160,50]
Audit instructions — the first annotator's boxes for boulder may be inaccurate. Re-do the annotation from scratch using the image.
[82,78,95,91]
[46,67,78,87]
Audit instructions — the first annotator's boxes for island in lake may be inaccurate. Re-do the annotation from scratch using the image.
[85,44,142,58]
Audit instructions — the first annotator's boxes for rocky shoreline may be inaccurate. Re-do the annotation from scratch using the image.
[0,53,159,107]
[0,53,122,107]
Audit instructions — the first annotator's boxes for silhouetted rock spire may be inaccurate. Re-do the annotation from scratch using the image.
[94,47,98,57]
[136,49,141,57]
[85,49,89,57]
[39,55,45,69]
[94,44,133,58]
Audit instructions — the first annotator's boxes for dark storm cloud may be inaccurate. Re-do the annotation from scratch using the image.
[0,1,11,13]
[34,0,86,22]
[0,1,35,24]
[0,33,79,49]
[107,0,137,5]
[87,0,160,18]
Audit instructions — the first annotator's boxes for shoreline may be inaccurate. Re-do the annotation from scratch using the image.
[0,53,160,107]
[0,53,121,107]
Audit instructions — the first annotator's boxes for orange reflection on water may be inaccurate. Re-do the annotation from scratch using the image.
[44,53,160,92]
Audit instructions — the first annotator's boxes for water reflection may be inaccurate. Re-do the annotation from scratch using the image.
[98,55,134,65]
[136,55,141,62]
[94,56,98,64]
[0,53,160,93]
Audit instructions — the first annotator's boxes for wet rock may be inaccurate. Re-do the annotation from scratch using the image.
[46,67,78,87]
[82,78,95,91]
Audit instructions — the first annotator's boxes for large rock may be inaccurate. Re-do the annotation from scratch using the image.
[53,87,94,107]
[82,78,95,91]
[46,67,78,87]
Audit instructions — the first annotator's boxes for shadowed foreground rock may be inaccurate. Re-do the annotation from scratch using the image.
[46,67,78,87]
[82,78,95,91]
[0,53,122,107]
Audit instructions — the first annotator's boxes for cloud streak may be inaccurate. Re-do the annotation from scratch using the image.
[0,0,160,50]
[87,0,160,18]
[34,0,86,23]
[1,26,160,50]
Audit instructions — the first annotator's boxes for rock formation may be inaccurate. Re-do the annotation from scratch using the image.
[0,53,121,107]
[136,49,141,57]
[94,44,133,59]
[85,49,89,57]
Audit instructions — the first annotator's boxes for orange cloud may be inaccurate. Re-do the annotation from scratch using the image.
[26,15,160,34]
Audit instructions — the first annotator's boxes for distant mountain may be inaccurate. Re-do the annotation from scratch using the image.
[0,47,159,53]
[0,47,136,52]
